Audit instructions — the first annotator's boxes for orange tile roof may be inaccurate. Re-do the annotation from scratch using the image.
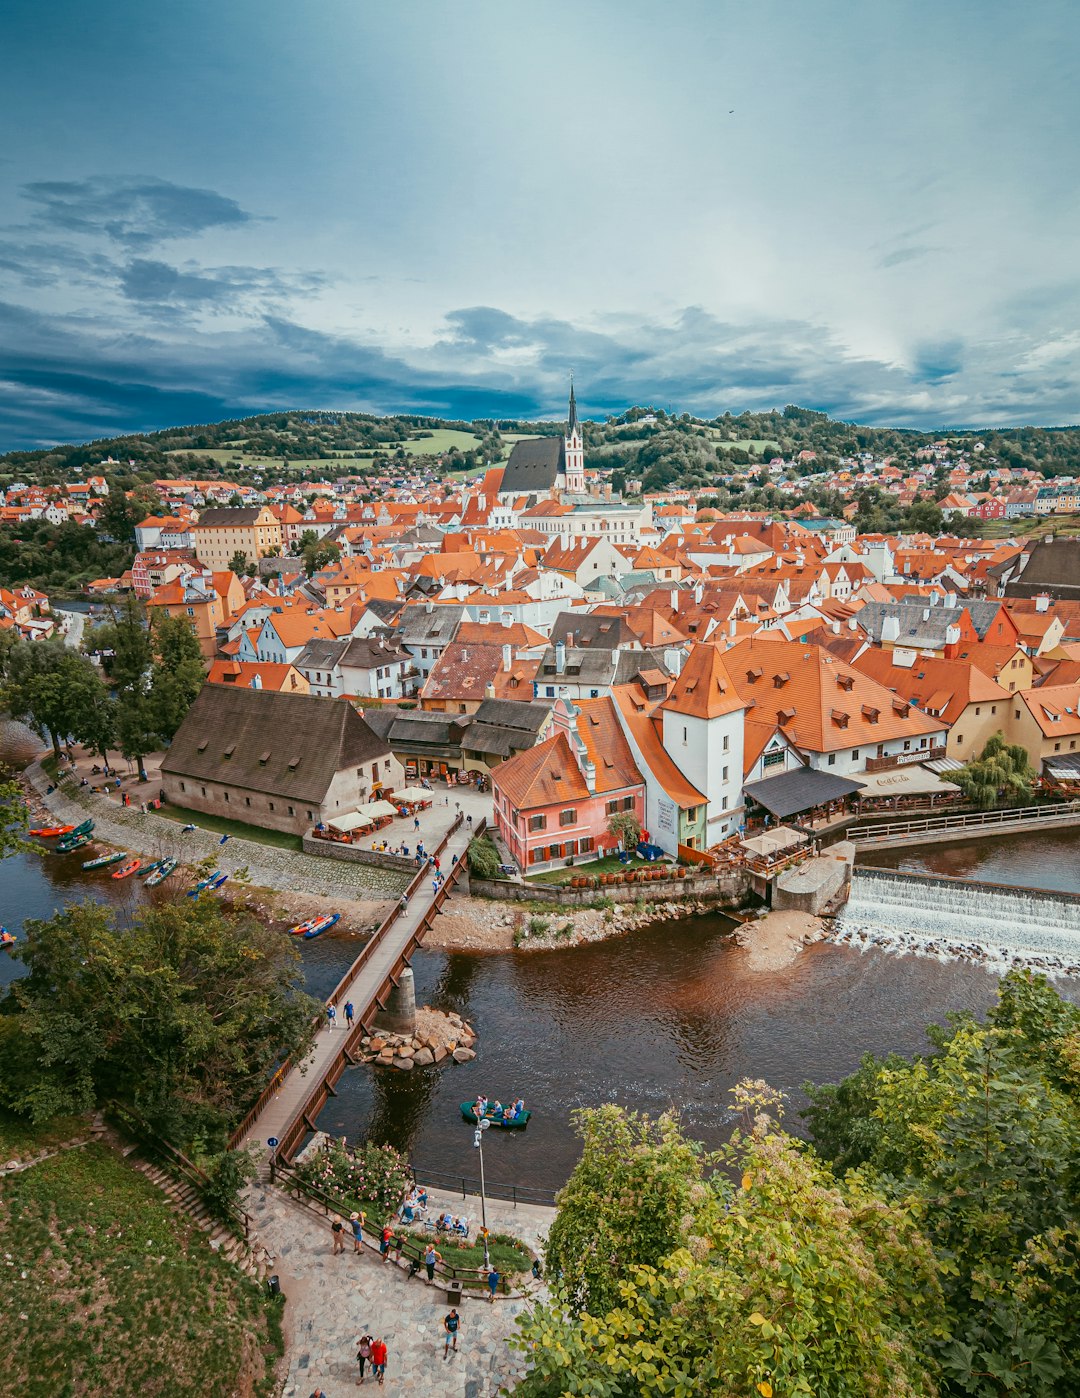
[572,697,644,794]
[660,643,745,720]
[852,650,1010,725]
[493,732,590,808]
[610,686,704,808]
[1019,683,1080,737]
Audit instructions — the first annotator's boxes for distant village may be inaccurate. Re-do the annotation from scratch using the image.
[5,390,1080,872]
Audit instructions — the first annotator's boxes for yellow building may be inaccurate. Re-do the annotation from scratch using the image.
[191,506,283,570]
[1011,683,1080,771]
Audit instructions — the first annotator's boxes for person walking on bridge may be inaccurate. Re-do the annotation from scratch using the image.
[326,1003,337,1030]
[344,1001,354,1028]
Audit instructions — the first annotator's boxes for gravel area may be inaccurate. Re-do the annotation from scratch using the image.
[24,761,411,901]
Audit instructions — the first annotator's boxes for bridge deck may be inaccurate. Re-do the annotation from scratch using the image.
[239,815,476,1155]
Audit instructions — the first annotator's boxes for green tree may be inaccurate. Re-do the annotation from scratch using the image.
[3,641,113,762]
[513,1092,941,1398]
[148,613,204,741]
[607,809,642,851]
[108,595,155,780]
[228,549,249,575]
[0,897,318,1150]
[955,731,1037,810]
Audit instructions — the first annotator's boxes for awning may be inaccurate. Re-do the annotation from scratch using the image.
[923,756,965,774]
[743,766,865,820]
[741,825,806,856]
[329,800,398,831]
[1044,754,1080,780]
[395,786,432,803]
[854,765,959,797]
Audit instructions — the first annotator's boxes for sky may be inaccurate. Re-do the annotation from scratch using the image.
[1,0,1079,449]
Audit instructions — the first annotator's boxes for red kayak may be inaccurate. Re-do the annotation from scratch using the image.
[111,858,142,879]
[30,824,74,838]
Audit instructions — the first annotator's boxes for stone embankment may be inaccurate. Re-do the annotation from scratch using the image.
[24,761,410,902]
[357,1005,477,1070]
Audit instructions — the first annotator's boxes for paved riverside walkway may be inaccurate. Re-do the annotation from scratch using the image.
[249,1179,549,1396]
[239,812,478,1157]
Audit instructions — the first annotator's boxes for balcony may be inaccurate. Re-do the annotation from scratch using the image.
[863,745,946,773]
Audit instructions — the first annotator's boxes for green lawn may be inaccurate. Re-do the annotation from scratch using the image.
[400,1228,533,1278]
[0,1107,88,1164]
[0,1142,282,1397]
[703,430,781,455]
[157,805,302,851]
[977,511,1080,539]
[392,428,482,456]
[526,854,650,885]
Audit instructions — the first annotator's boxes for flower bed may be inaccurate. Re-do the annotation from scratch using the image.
[293,1141,411,1224]
[399,1228,534,1277]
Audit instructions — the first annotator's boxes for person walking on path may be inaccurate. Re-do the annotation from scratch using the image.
[344,1001,354,1028]
[326,1003,337,1030]
[331,1215,345,1254]
[379,1223,394,1262]
[350,1210,365,1253]
[356,1334,373,1383]
[424,1242,441,1282]
[413,815,420,831]
[487,1266,501,1303]
[370,1337,388,1386]
[443,1307,460,1357]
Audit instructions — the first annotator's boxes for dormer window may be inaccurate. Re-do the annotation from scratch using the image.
[223,743,236,759]
[197,739,208,753]
[861,705,880,724]
[892,698,910,718]
[746,667,762,684]
[778,707,796,724]
[773,672,790,688]
[836,674,854,692]
[831,708,850,728]
[259,749,271,765]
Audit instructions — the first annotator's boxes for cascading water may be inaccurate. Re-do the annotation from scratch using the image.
[833,868,1080,976]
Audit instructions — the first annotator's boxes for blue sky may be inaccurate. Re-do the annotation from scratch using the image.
[2,0,1078,448]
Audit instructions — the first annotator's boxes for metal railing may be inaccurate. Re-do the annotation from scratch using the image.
[848,799,1080,843]
[409,1163,556,1209]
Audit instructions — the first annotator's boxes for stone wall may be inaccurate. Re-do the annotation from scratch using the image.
[772,842,854,915]
[301,835,416,872]
[470,866,750,908]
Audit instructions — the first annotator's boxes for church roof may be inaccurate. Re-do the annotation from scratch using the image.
[501,437,565,494]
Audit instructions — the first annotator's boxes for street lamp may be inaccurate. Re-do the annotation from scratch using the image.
[473,1116,491,1269]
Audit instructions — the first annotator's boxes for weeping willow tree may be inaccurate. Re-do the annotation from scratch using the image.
[955,731,1037,810]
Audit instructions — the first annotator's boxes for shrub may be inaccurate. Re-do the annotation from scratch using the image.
[467,833,501,879]
[294,1141,411,1223]
[527,915,551,936]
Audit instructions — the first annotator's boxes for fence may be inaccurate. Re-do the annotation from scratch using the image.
[469,864,749,907]
[848,799,1080,845]
[409,1163,557,1209]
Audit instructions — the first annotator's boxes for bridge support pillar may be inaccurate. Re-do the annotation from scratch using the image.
[373,967,417,1037]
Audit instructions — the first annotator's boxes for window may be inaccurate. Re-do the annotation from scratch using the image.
[288,805,294,816]
[991,705,997,714]
[763,750,784,770]
[1015,709,1021,720]
[683,726,688,744]
[827,753,835,766]
[851,749,859,761]
[975,706,981,716]
[559,809,577,826]
[223,792,229,802]
[722,765,729,782]
[721,796,728,810]
[371,764,378,780]
[179,780,186,792]
[186,606,195,617]
[579,835,594,854]
[245,796,251,807]
[1054,742,1061,752]
[903,740,911,751]
[269,801,275,811]
[722,734,730,752]
[201,786,207,796]
[956,734,963,745]
[528,814,547,832]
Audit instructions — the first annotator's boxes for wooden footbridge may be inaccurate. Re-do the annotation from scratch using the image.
[230,814,481,1166]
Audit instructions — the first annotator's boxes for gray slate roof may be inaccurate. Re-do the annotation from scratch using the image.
[856,598,1006,647]
[395,604,466,645]
[500,437,565,494]
[162,688,388,804]
[1003,538,1080,599]
[743,766,865,819]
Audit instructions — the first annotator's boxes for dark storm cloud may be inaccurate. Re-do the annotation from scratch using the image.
[20,176,257,249]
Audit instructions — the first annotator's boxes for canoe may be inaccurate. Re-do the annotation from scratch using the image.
[460,1102,531,1129]
[29,824,74,838]
[136,859,164,878]
[288,916,318,936]
[208,873,228,891]
[303,913,340,940]
[71,819,94,838]
[111,858,142,880]
[82,850,125,871]
[145,858,178,887]
[187,871,222,897]
[53,834,91,853]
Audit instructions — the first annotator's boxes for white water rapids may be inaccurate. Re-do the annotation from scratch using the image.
[832,869,1080,977]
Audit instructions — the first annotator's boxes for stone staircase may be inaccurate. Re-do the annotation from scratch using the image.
[126,1149,274,1283]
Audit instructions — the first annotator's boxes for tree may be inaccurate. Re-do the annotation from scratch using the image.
[228,549,249,575]
[512,1092,941,1398]
[3,640,113,762]
[804,972,1080,1397]
[955,731,1037,810]
[0,897,319,1150]
[149,613,205,741]
[607,809,641,851]
[108,595,154,781]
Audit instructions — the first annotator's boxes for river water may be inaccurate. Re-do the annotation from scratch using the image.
[4,713,1078,1193]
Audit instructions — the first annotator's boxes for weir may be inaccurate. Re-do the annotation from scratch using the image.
[833,867,1080,974]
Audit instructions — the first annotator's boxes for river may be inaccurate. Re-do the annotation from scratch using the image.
[4,713,1078,1193]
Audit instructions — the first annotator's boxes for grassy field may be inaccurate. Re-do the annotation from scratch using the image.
[526,854,640,885]
[164,448,375,472]
[703,430,781,455]
[399,1228,533,1277]
[0,1108,88,1164]
[157,804,302,851]
[0,1141,282,1397]
[392,428,482,456]
[976,512,1080,539]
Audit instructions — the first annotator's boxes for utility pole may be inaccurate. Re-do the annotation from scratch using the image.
[473,1117,490,1270]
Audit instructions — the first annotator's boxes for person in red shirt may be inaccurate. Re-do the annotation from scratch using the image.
[370,1337,388,1385]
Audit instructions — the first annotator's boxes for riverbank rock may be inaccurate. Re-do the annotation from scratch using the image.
[452,1047,476,1063]
[360,1004,477,1070]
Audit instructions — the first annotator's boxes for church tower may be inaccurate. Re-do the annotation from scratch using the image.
[563,379,585,494]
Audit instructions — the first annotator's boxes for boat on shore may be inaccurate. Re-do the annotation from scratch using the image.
[29,823,74,838]
[144,858,178,887]
[53,833,91,853]
[459,1101,531,1129]
[136,859,163,878]
[208,872,228,892]
[288,916,318,936]
[187,870,222,896]
[82,850,125,871]
[111,858,142,880]
[303,912,340,939]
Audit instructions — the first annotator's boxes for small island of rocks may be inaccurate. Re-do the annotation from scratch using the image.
[358,1004,477,1071]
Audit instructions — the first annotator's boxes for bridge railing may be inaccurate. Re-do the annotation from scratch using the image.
[848,800,1080,843]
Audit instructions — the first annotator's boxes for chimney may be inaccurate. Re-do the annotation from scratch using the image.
[881,615,901,644]
[484,680,496,698]
[502,613,512,628]
[944,624,961,657]
[944,592,957,609]
[251,672,262,689]
[831,620,840,634]
[425,600,433,613]
[694,583,703,603]
[582,758,597,793]
[603,482,612,502]
[502,643,512,672]
[556,641,566,674]
[1035,594,1050,613]
[922,608,931,621]
[670,587,679,611]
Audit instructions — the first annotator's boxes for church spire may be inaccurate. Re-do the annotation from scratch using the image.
[567,376,578,435]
